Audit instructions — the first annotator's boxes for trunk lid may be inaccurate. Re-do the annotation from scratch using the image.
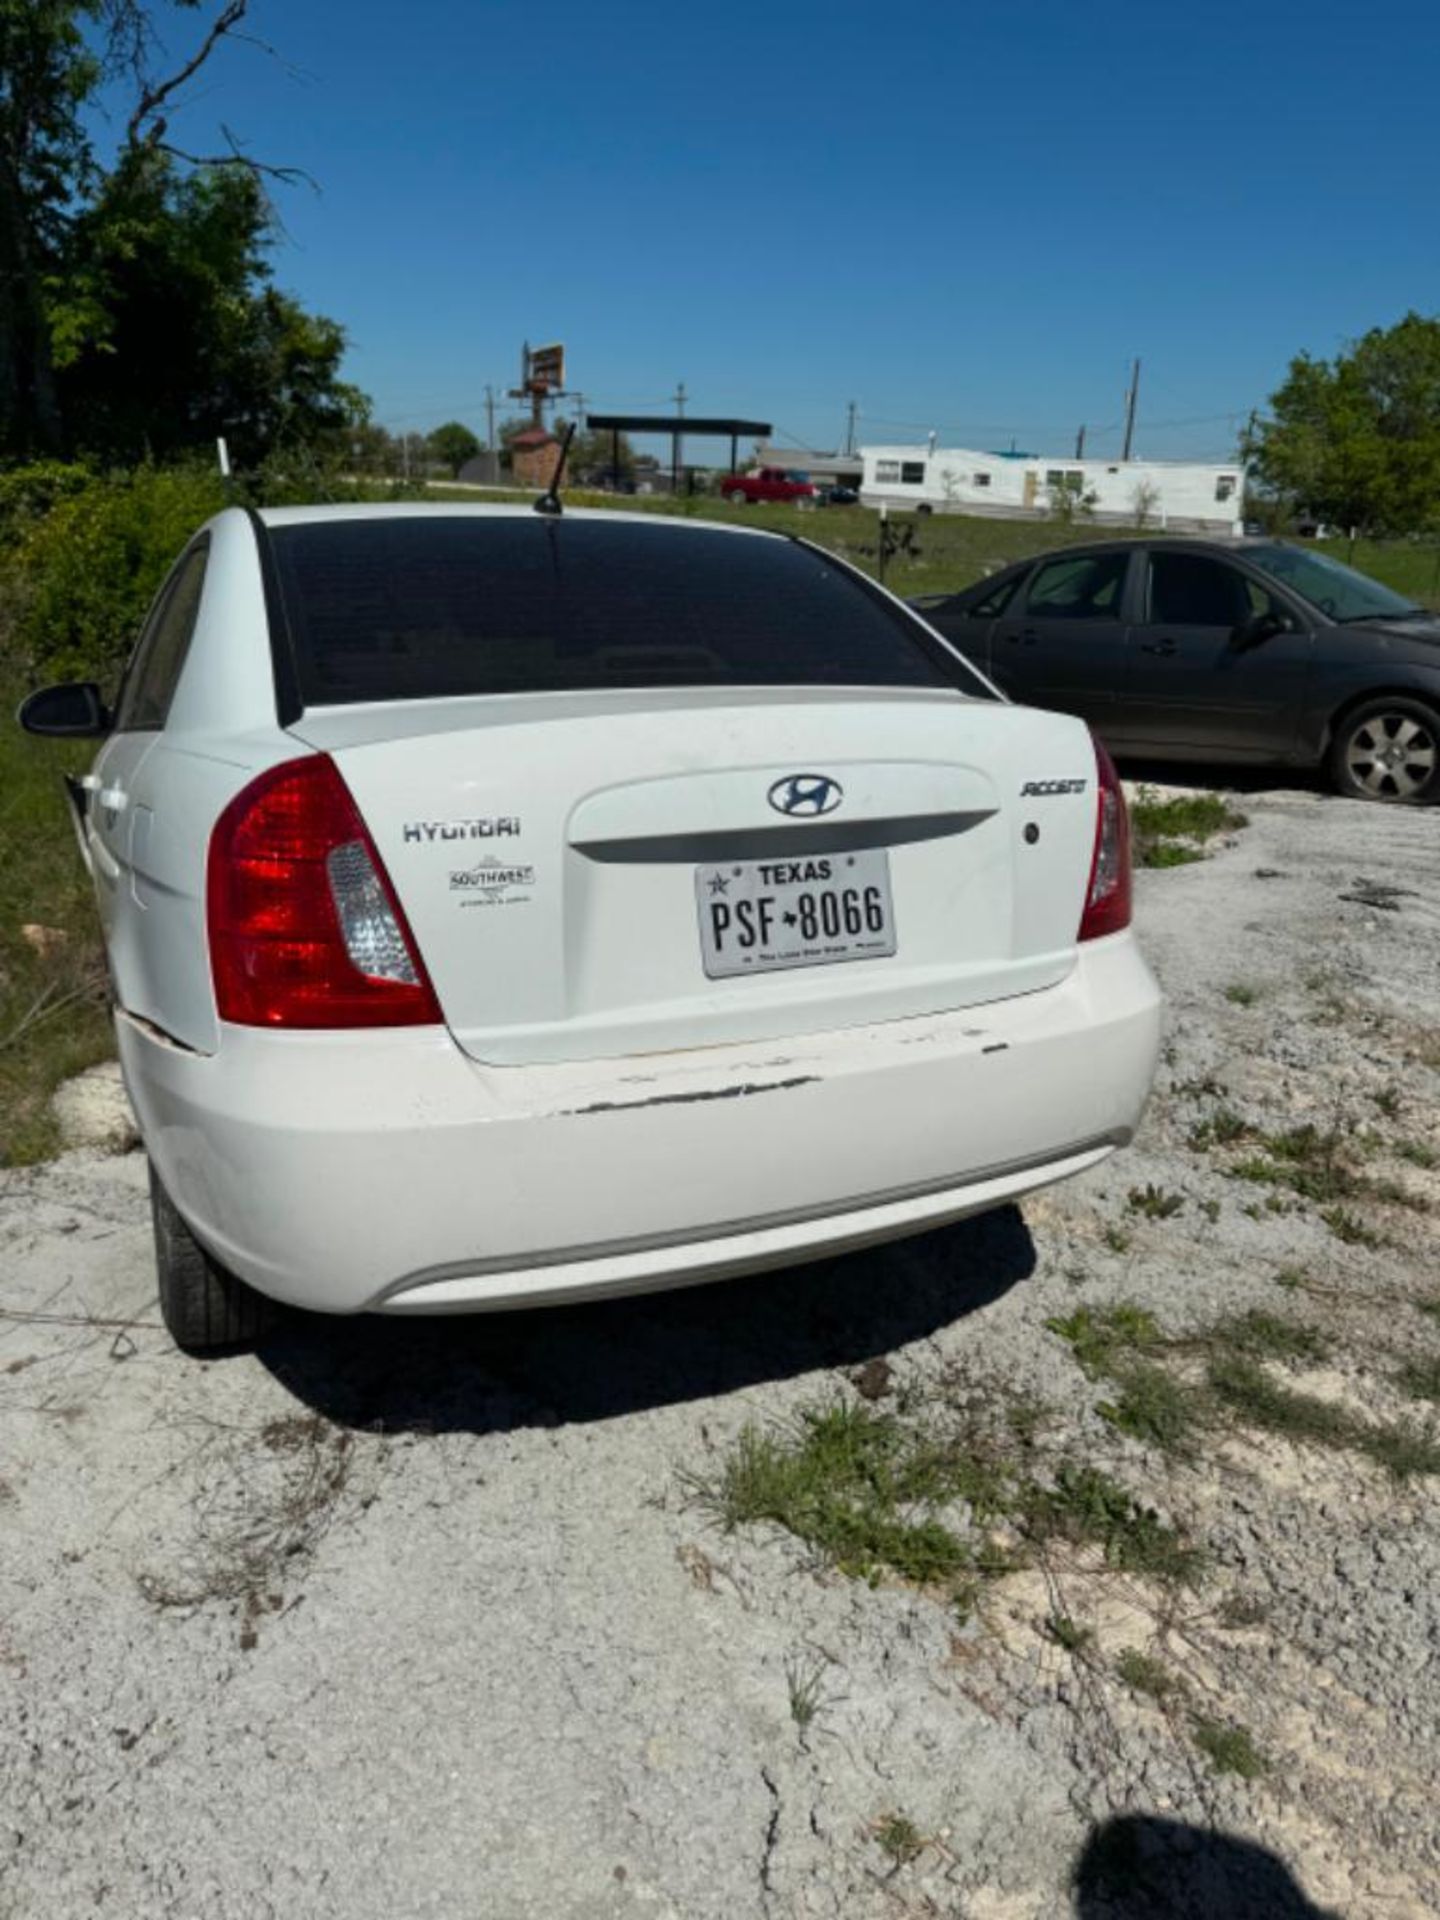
[290,687,1097,1065]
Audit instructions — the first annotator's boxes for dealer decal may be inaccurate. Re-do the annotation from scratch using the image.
[450,856,536,907]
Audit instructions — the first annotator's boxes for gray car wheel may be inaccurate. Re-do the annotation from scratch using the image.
[150,1162,279,1352]
[1327,697,1440,804]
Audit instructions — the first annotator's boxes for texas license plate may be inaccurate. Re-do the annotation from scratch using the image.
[695,850,897,979]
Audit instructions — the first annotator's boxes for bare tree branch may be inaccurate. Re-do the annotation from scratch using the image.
[125,0,249,150]
[149,122,319,193]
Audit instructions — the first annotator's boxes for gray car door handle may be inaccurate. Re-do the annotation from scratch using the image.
[1140,638,1177,656]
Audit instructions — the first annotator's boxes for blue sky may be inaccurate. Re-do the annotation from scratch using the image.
[93,0,1440,462]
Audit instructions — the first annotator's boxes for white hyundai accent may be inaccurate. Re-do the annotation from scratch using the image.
[20,505,1160,1351]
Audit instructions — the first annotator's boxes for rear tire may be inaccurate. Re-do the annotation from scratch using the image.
[1326,696,1440,804]
[726,488,748,505]
[150,1162,279,1353]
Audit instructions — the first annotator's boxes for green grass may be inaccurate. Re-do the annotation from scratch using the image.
[1044,1613,1094,1653]
[1047,1298,1440,1483]
[1127,1183,1185,1220]
[1226,1122,1426,1228]
[1191,1715,1267,1779]
[1023,1464,1204,1584]
[1396,1357,1440,1405]
[0,700,113,1164]
[1115,1647,1179,1702]
[693,1401,1004,1589]
[1129,791,1248,870]
[1188,1108,1251,1151]
[692,1399,1206,1600]
[1224,983,1259,1008]
[1208,1353,1440,1480]
[873,1813,925,1867]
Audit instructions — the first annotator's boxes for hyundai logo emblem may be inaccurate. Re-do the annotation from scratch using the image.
[768,774,843,818]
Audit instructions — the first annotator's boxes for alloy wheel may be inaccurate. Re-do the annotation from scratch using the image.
[1344,711,1437,800]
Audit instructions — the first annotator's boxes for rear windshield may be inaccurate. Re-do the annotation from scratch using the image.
[268,516,984,705]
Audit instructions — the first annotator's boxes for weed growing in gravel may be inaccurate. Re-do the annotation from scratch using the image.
[1044,1613,1094,1654]
[1191,1716,1267,1779]
[1047,1304,1163,1373]
[1198,1197,1221,1223]
[1188,1107,1251,1150]
[1224,983,1259,1008]
[1115,1647,1178,1701]
[1025,1465,1203,1584]
[1273,1267,1307,1291]
[1103,1225,1134,1254]
[1395,1140,1437,1169]
[1130,791,1247,868]
[1217,1592,1269,1628]
[1321,1206,1387,1249]
[1049,1301,1440,1483]
[1213,1309,1329,1365]
[1414,1295,1440,1324]
[1373,1086,1403,1120]
[1098,1363,1200,1455]
[694,1398,1207,1604]
[1127,1184,1185,1221]
[784,1654,829,1731]
[1208,1354,1440,1481]
[1225,1122,1424,1237]
[873,1814,925,1867]
[1048,1305,1200,1455]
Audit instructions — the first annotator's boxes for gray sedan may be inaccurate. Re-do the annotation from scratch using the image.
[913,540,1440,802]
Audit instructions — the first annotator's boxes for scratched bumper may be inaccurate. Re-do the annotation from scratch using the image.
[117,931,1161,1314]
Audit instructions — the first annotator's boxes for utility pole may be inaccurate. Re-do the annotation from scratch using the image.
[1121,359,1141,461]
[843,400,857,458]
[673,381,686,494]
[484,384,496,452]
[1075,424,1086,460]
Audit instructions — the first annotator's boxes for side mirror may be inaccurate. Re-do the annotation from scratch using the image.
[1231,610,1285,651]
[17,682,112,738]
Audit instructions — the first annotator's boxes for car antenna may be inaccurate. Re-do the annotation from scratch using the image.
[532,421,577,517]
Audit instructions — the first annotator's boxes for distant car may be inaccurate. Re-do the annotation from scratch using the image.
[722,466,817,506]
[819,484,860,507]
[911,538,1440,802]
[19,505,1159,1352]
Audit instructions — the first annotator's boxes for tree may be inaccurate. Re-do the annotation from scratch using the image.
[1129,479,1160,530]
[1245,313,1440,536]
[1,0,368,463]
[427,420,480,477]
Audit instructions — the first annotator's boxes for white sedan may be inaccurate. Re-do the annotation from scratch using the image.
[20,505,1161,1352]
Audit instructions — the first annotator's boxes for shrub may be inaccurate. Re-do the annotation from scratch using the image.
[3,462,227,686]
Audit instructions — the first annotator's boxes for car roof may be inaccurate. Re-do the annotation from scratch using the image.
[254,502,780,541]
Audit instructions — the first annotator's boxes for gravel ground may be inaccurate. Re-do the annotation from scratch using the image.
[2,779,1437,1920]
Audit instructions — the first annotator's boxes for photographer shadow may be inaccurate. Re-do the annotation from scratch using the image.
[1074,1815,1341,1919]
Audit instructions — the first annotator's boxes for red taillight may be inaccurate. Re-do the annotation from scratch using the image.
[207,755,442,1028]
[1078,739,1132,941]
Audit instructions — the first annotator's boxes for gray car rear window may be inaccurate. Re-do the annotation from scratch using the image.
[268,518,984,705]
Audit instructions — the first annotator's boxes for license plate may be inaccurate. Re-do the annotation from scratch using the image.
[695,850,897,979]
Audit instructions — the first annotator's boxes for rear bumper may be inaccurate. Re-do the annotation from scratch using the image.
[118,932,1161,1315]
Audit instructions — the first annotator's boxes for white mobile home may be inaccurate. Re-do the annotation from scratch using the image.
[860,445,1242,534]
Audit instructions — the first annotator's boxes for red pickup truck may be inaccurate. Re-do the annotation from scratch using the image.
[722,466,817,506]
